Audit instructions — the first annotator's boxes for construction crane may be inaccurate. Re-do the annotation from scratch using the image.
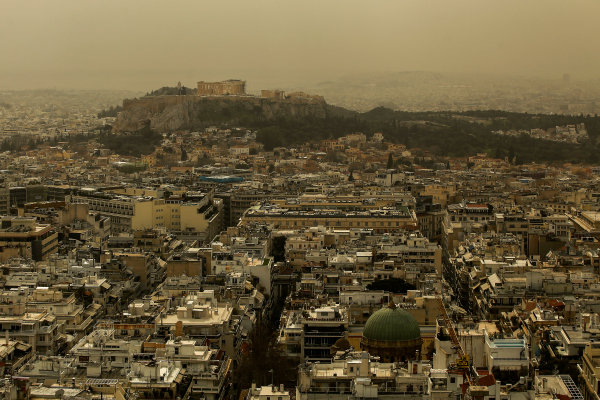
[437,295,466,360]
[436,294,481,400]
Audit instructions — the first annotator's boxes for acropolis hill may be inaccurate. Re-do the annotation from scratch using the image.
[113,80,327,132]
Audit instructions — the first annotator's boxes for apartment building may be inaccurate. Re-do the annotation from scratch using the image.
[242,205,417,234]
[70,327,144,376]
[0,187,9,215]
[26,287,93,342]
[69,189,222,241]
[0,308,60,355]
[159,339,232,400]
[157,291,243,361]
[0,216,58,261]
[581,342,600,400]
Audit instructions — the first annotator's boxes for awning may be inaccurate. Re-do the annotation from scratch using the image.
[174,371,185,384]
[15,343,31,352]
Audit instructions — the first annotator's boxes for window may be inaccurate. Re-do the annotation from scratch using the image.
[450,377,456,384]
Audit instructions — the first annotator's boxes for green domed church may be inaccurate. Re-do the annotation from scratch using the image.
[360,301,422,362]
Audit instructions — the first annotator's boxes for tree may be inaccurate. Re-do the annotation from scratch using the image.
[494,147,503,160]
[508,145,515,164]
[387,153,394,169]
[348,171,355,182]
[272,236,287,262]
[256,127,283,151]
[234,326,298,391]
[366,278,416,294]
[325,152,342,163]
[249,147,258,155]
[515,154,523,166]
[180,145,187,161]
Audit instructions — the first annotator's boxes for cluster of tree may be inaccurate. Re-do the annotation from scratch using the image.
[349,107,600,165]
[0,102,11,109]
[254,114,369,151]
[233,324,298,391]
[271,236,287,263]
[115,164,147,174]
[0,137,43,152]
[250,105,600,166]
[145,86,197,96]
[365,277,416,293]
[97,105,123,118]
[97,126,162,157]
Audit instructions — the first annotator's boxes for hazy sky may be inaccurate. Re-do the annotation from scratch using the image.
[1,0,598,91]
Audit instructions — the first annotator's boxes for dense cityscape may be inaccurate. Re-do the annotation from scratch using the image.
[0,73,599,400]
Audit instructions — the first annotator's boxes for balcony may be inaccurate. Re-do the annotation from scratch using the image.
[489,356,529,369]
[304,331,345,336]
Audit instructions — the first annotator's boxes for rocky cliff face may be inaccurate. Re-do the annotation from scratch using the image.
[113,97,328,132]
[111,106,153,132]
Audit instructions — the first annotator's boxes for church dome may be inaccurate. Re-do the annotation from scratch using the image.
[333,337,351,349]
[363,302,421,342]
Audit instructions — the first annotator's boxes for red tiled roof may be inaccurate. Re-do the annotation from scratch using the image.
[478,374,496,387]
